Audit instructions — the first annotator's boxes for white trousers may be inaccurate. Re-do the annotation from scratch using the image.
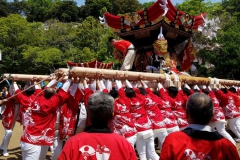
[125,134,137,148]
[20,141,49,160]
[136,130,159,160]
[0,128,12,156]
[121,49,136,71]
[51,130,63,160]
[153,129,168,150]
[228,118,240,139]
[167,126,179,134]
[209,121,236,145]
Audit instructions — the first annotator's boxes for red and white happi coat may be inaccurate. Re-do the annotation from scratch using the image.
[216,90,240,120]
[20,89,69,146]
[209,91,225,122]
[142,88,166,130]
[15,89,42,128]
[167,90,188,128]
[128,88,152,132]
[2,93,20,130]
[59,87,84,140]
[158,88,178,129]
[109,87,137,138]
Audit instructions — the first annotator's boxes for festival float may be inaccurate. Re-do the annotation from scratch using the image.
[1,0,239,87]
[100,0,207,73]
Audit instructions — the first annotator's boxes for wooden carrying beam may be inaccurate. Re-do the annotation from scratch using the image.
[70,67,240,86]
[3,74,50,81]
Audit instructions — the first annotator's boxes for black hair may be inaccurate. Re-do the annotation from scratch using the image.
[221,88,228,94]
[44,88,56,99]
[152,90,160,97]
[138,87,147,96]
[108,37,114,42]
[186,93,213,125]
[183,88,191,96]
[167,86,178,97]
[229,87,236,94]
[25,86,35,96]
[124,88,136,98]
[202,89,209,95]
[109,89,119,99]
[193,89,200,93]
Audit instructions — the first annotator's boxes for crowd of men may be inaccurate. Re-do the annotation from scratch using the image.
[0,70,240,159]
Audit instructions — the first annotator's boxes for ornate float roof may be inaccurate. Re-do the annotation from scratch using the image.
[67,60,113,69]
[103,0,206,47]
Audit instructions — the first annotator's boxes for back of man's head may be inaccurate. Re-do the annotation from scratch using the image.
[108,37,114,42]
[138,87,146,96]
[25,86,35,96]
[229,87,236,94]
[183,88,191,96]
[202,89,209,95]
[167,86,178,97]
[88,92,114,127]
[109,88,119,99]
[124,88,136,98]
[221,88,228,94]
[186,93,213,125]
[44,88,56,99]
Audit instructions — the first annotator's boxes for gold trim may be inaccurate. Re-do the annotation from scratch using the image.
[99,63,103,69]
[163,16,171,24]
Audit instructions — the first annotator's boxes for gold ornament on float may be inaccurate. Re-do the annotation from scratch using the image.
[153,27,168,55]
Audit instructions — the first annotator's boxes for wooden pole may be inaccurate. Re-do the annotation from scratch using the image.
[3,73,50,81]
[70,67,240,86]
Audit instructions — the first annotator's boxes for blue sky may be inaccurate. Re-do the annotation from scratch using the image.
[75,0,221,6]
[7,0,221,6]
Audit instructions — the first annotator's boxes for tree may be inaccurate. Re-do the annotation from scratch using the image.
[176,0,222,16]
[199,18,240,79]
[222,0,240,21]
[141,1,154,9]
[8,0,29,17]
[112,0,142,15]
[49,1,79,22]
[26,0,53,22]
[81,0,112,18]
[0,0,11,17]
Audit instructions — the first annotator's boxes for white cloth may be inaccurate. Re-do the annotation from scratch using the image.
[136,130,159,160]
[121,48,136,71]
[77,102,87,129]
[186,124,212,132]
[209,121,236,145]
[228,117,240,139]
[0,128,12,156]
[166,126,179,134]
[20,141,49,160]
[125,134,137,148]
[51,130,63,160]
[153,130,168,149]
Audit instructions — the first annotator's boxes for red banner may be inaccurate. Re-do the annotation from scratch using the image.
[178,40,191,71]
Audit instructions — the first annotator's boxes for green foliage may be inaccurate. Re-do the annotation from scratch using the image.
[141,1,155,9]
[199,18,240,79]
[26,0,53,22]
[49,1,79,22]
[112,0,142,15]
[0,0,11,17]
[82,0,112,18]
[176,0,222,16]
[222,0,240,21]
